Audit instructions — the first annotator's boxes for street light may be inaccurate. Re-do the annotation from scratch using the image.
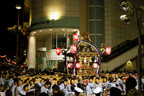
[16,4,21,65]
[120,0,143,91]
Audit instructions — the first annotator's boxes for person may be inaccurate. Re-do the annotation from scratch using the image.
[5,89,12,96]
[83,80,93,96]
[52,84,65,96]
[102,77,109,91]
[74,87,84,96]
[88,77,96,90]
[105,77,116,96]
[0,85,5,96]
[35,78,46,96]
[110,87,122,96]
[40,80,53,96]
[93,87,102,96]
[77,78,84,91]
[15,79,29,96]
[63,78,74,96]
[0,74,4,86]
[52,78,57,85]
[125,76,143,96]
[39,92,49,96]
[8,76,14,89]
[37,78,46,87]
[114,74,123,91]
[11,78,18,96]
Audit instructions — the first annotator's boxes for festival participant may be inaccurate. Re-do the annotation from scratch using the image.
[37,78,46,87]
[5,89,12,96]
[52,78,57,85]
[40,80,52,95]
[93,87,102,96]
[52,84,65,96]
[15,79,29,96]
[125,77,143,96]
[74,87,85,96]
[102,77,109,91]
[95,77,103,91]
[83,80,93,96]
[88,77,96,90]
[104,77,116,96]
[114,74,123,91]
[11,78,18,96]
[77,78,84,91]
[71,78,77,87]
[0,73,5,86]
[8,76,14,89]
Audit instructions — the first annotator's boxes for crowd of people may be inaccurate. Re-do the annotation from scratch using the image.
[0,66,143,96]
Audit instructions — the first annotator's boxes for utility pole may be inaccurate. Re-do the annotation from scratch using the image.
[16,4,21,65]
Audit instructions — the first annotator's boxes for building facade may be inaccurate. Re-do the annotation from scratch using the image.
[26,0,144,71]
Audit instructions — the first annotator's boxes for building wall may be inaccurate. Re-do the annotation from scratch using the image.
[104,0,144,47]
[30,0,79,31]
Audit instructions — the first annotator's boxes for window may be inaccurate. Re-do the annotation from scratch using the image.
[57,35,67,48]
[90,35,103,48]
[52,35,56,49]
[96,21,104,34]
[88,0,104,48]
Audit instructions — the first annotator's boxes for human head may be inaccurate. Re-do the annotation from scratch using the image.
[17,79,23,86]
[53,78,57,84]
[6,89,12,96]
[64,79,67,86]
[103,77,107,82]
[110,87,122,96]
[83,81,88,86]
[89,77,93,83]
[52,84,60,95]
[109,77,114,83]
[95,77,100,84]
[125,76,137,93]
[40,78,46,84]
[45,81,51,88]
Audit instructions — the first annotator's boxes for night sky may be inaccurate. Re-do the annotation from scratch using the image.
[0,0,25,59]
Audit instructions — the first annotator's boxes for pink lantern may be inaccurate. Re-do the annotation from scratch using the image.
[93,63,98,69]
[70,45,76,54]
[56,48,61,55]
[76,63,81,69]
[67,63,72,68]
[73,33,78,41]
[105,46,111,55]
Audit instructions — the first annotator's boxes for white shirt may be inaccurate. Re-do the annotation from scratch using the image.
[11,85,17,95]
[40,86,48,94]
[15,85,26,96]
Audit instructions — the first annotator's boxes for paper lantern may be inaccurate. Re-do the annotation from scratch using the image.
[93,63,98,69]
[76,63,81,69]
[67,63,72,68]
[105,46,111,55]
[73,33,78,41]
[70,45,76,54]
[56,48,61,55]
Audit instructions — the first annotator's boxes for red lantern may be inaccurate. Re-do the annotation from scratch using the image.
[76,63,81,69]
[73,33,78,41]
[70,45,76,54]
[93,63,98,69]
[105,46,111,55]
[56,48,61,55]
[67,63,72,68]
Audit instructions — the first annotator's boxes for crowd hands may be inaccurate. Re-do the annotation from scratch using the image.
[0,67,144,96]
